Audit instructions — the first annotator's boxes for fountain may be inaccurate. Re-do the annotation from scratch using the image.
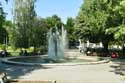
[1,26,108,66]
[48,26,66,60]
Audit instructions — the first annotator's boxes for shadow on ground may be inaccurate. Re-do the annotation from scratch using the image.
[109,59,125,75]
[0,59,53,79]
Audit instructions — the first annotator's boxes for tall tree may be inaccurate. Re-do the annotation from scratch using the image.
[106,0,125,50]
[3,20,14,45]
[45,15,63,30]
[0,1,8,44]
[75,0,124,52]
[65,17,76,48]
[31,17,48,48]
[13,0,36,48]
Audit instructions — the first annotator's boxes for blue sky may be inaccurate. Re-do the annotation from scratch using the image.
[1,0,83,23]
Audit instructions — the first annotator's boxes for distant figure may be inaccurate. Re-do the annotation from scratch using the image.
[79,46,84,53]
[0,50,8,57]
[86,51,91,56]
[37,50,41,55]
[19,49,24,56]
[24,50,28,56]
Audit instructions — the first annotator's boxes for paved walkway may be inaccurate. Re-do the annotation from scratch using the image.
[0,59,124,83]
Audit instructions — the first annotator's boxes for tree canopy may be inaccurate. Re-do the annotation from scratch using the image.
[75,0,125,51]
[45,15,63,30]
[13,0,36,48]
[65,17,76,47]
[0,1,8,44]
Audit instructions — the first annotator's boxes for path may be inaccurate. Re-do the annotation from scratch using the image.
[0,50,125,83]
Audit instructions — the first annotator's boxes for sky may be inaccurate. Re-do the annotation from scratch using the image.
[1,0,83,23]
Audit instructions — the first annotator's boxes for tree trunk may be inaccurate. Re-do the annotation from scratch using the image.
[122,44,125,52]
[102,42,109,52]
[102,41,109,57]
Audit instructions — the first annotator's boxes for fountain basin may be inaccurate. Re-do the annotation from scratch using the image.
[1,56,110,66]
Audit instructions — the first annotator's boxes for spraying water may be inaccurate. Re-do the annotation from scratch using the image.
[48,26,67,60]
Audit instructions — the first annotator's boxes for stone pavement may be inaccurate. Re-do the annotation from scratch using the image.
[0,58,125,83]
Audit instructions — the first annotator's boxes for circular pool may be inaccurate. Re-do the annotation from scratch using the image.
[1,56,110,66]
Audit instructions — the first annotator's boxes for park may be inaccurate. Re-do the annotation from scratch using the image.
[0,0,125,83]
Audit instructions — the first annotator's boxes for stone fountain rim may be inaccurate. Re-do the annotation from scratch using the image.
[1,56,110,66]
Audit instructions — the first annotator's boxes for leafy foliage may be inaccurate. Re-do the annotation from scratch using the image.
[31,17,48,48]
[0,1,8,44]
[45,15,63,30]
[65,17,76,47]
[75,0,125,51]
[13,0,36,48]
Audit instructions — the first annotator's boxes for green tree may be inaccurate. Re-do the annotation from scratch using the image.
[105,0,125,49]
[3,20,14,46]
[65,17,76,48]
[75,0,124,52]
[13,0,36,48]
[32,17,48,48]
[0,1,8,44]
[45,15,63,30]
[0,28,8,44]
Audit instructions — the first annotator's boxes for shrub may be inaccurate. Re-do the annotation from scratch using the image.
[0,44,6,50]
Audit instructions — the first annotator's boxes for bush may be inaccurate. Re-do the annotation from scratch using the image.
[0,44,6,50]
[27,47,34,52]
